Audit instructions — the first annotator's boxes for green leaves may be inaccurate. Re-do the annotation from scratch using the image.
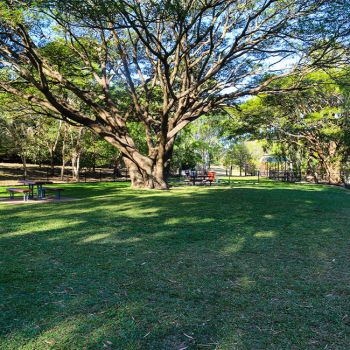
[0,1,24,23]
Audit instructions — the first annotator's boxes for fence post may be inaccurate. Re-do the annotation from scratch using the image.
[84,169,87,183]
[100,169,102,182]
[46,168,49,182]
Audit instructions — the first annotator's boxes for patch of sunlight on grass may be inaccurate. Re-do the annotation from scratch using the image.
[254,231,276,238]
[1,220,85,238]
[79,234,142,244]
[315,250,328,259]
[222,237,245,254]
[237,276,256,289]
[121,208,161,218]
[80,233,111,243]
[263,214,274,219]
[25,318,82,349]
[165,217,215,225]
[216,328,245,349]
[1,317,81,350]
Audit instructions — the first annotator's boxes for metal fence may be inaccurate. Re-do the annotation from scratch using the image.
[262,169,347,186]
[0,164,129,186]
[267,170,302,183]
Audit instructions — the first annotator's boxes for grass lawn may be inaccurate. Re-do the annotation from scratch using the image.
[0,181,349,349]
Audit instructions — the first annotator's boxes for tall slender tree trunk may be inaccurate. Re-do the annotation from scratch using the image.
[61,124,67,180]
[71,152,81,182]
[61,159,66,180]
[49,150,55,176]
[21,154,27,178]
[92,156,96,173]
[48,120,62,176]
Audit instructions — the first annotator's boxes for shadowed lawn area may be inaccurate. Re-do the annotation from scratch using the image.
[0,182,349,349]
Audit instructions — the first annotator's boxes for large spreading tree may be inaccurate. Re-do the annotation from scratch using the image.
[0,0,349,188]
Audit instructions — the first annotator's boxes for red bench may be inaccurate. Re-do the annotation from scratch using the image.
[205,171,216,185]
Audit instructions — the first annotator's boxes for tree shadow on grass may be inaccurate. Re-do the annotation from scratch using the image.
[0,185,349,349]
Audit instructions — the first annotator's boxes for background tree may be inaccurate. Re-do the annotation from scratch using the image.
[171,128,201,176]
[82,134,121,172]
[40,119,62,175]
[225,142,254,176]
[191,116,223,172]
[225,70,350,183]
[0,111,38,177]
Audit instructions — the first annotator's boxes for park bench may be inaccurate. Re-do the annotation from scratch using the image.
[42,187,64,199]
[7,188,30,201]
[184,171,216,186]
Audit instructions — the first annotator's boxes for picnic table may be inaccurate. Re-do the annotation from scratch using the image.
[188,174,208,185]
[18,180,53,199]
[186,171,216,186]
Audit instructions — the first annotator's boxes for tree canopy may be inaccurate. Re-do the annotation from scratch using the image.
[0,0,349,188]
[224,69,350,183]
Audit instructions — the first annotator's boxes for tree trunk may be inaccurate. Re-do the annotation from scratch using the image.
[76,153,81,181]
[325,162,341,185]
[104,133,175,189]
[49,150,55,176]
[92,157,96,173]
[48,120,62,176]
[61,126,67,180]
[61,160,66,180]
[21,154,27,178]
[71,152,81,182]
[124,157,169,189]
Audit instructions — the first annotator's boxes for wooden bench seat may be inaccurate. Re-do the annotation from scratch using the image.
[42,187,64,199]
[7,188,30,201]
